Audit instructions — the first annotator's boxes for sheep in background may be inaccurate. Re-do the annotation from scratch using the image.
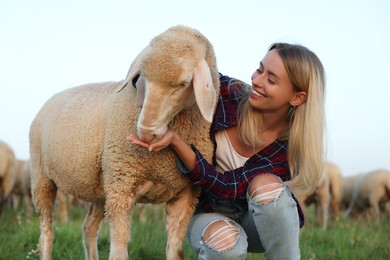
[134,203,163,224]
[10,159,27,210]
[326,162,343,220]
[56,190,85,222]
[55,190,71,222]
[291,168,330,229]
[21,159,34,219]
[344,170,390,222]
[290,162,343,229]
[30,25,219,260]
[0,140,17,216]
[341,173,364,219]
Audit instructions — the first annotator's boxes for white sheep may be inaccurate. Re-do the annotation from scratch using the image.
[10,159,27,209]
[20,159,34,219]
[290,162,343,229]
[326,162,343,220]
[344,170,390,222]
[291,167,330,229]
[29,25,219,260]
[56,189,84,222]
[0,140,17,215]
[341,173,364,218]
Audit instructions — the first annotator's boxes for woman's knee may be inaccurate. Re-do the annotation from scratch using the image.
[202,219,240,252]
[249,174,285,204]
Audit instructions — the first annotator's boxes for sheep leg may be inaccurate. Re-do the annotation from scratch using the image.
[26,192,33,220]
[32,178,57,260]
[330,196,341,220]
[320,199,329,230]
[317,189,330,230]
[165,186,197,260]
[12,194,20,210]
[83,202,104,260]
[330,181,342,220]
[106,195,135,260]
[0,178,4,215]
[369,198,381,223]
[56,191,69,222]
[383,202,390,220]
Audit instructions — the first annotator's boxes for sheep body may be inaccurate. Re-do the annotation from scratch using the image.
[0,140,17,215]
[291,162,343,229]
[20,159,33,219]
[344,170,390,221]
[341,173,364,218]
[10,159,26,209]
[326,162,343,220]
[30,25,219,260]
[292,168,330,229]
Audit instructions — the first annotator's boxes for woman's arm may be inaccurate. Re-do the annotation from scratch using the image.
[128,131,249,199]
[127,131,196,171]
[170,133,197,171]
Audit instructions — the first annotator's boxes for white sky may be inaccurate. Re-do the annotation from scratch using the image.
[1,0,389,176]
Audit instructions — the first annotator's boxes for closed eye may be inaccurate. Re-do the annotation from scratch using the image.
[170,81,190,95]
[268,78,276,84]
[257,68,276,84]
[180,81,190,88]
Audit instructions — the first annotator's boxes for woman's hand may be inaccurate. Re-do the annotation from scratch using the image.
[128,129,196,171]
[127,134,150,150]
[127,130,175,152]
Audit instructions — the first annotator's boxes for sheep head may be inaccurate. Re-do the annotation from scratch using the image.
[117,26,218,143]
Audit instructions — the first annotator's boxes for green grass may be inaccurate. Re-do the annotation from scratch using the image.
[0,204,389,259]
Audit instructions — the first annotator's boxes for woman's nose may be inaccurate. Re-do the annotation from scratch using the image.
[251,71,264,86]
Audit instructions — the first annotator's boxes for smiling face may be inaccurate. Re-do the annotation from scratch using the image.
[249,49,307,116]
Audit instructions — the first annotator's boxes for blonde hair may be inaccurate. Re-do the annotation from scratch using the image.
[236,43,326,192]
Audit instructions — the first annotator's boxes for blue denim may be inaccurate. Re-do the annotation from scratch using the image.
[187,186,300,259]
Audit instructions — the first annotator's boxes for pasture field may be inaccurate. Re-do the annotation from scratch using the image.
[0,203,389,259]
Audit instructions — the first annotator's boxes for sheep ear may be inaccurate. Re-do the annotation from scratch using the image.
[193,60,217,122]
[116,47,148,93]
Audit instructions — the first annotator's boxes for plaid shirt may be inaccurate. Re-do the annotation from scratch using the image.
[184,73,304,227]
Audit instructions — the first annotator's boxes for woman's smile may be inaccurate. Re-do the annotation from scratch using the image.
[250,88,266,99]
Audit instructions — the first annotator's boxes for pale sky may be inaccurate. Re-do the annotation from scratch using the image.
[1,0,389,176]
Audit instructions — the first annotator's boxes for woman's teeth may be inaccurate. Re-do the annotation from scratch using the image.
[252,89,265,98]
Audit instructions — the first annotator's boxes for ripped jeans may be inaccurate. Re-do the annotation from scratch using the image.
[187,175,300,260]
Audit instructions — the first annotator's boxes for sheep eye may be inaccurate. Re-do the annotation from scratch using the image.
[180,82,189,87]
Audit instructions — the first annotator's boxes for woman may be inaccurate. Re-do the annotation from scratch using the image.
[129,43,326,259]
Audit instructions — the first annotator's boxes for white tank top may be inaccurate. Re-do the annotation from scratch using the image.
[215,129,249,172]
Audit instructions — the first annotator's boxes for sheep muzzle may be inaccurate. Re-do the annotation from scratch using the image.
[137,127,166,144]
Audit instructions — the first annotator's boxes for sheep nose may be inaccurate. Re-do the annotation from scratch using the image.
[139,134,154,143]
[137,129,155,143]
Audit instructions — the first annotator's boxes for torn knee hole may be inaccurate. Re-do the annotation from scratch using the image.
[202,219,240,252]
[250,182,284,204]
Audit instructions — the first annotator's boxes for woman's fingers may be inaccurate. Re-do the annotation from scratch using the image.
[128,131,175,152]
[127,134,150,149]
[149,131,174,151]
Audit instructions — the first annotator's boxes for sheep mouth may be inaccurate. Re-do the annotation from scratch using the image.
[137,126,167,143]
[137,132,159,144]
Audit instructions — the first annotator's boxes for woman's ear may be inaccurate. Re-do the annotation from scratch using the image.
[290,91,307,107]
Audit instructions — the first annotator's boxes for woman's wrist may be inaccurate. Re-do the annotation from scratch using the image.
[169,132,196,171]
[170,132,181,149]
